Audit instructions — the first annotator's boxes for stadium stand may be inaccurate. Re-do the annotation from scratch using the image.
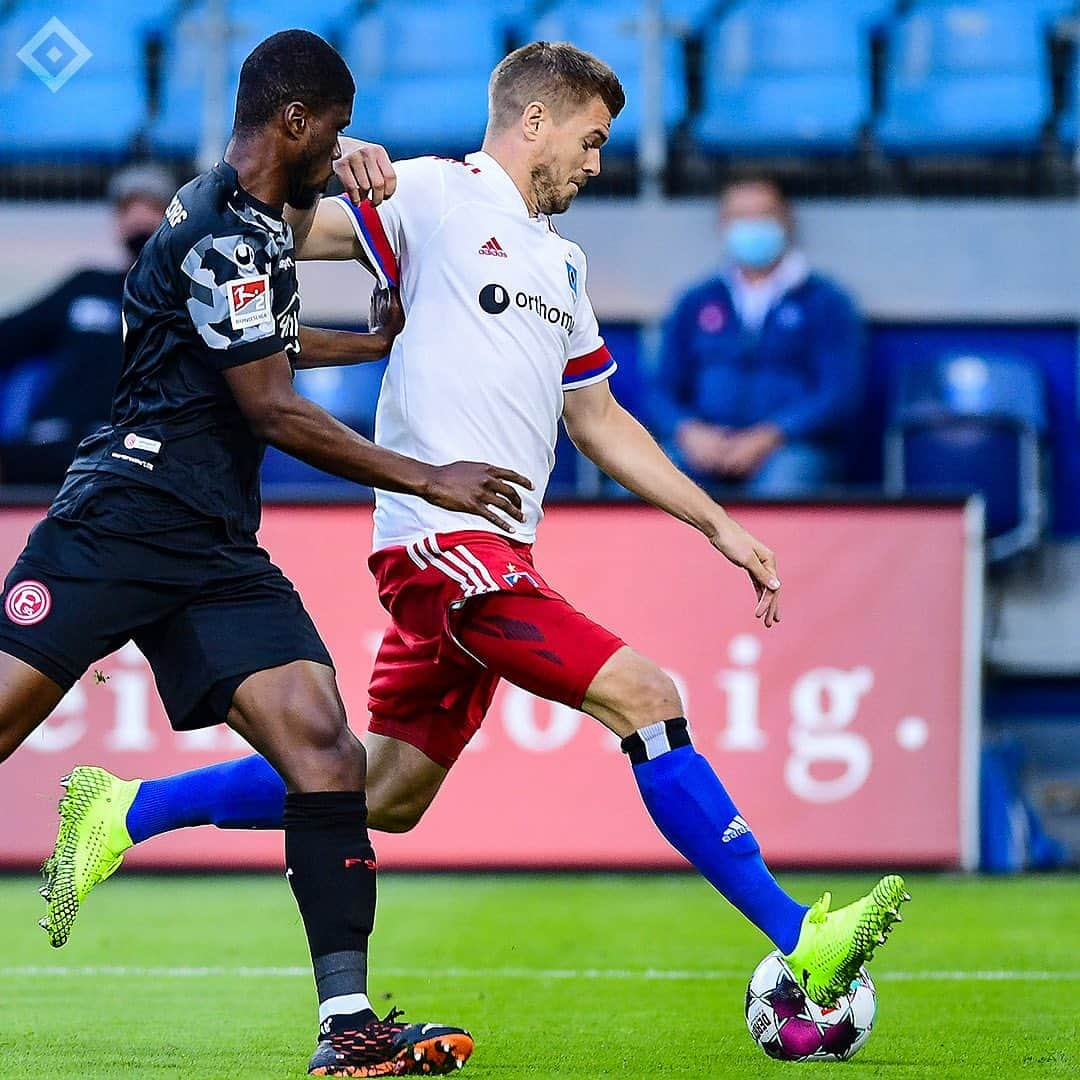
[1063,47,1078,149]
[884,355,1048,562]
[0,0,1074,192]
[338,0,515,156]
[877,1,1061,154]
[530,1,690,152]
[0,0,154,159]
[693,0,888,155]
[152,0,358,156]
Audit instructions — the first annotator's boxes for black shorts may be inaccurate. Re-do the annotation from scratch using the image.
[0,480,333,730]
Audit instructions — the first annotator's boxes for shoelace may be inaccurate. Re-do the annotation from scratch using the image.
[323,1008,410,1061]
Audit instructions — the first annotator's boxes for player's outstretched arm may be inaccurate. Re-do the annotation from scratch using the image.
[294,326,391,368]
[293,287,405,369]
[224,351,531,530]
[563,379,781,626]
[286,138,395,261]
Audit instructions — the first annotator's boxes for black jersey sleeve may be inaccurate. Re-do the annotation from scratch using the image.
[179,230,293,370]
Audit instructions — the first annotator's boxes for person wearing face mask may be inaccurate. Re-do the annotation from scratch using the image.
[0,163,175,487]
[650,176,863,494]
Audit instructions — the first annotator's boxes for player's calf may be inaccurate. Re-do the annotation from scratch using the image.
[575,651,811,956]
[364,733,448,834]
[228,663,379,1031]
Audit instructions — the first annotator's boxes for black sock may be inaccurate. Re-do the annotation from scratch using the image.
[283,791,377,1024]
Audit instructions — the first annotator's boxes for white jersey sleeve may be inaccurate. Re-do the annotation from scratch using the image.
[562,254,617,390]
[328,156,447,288]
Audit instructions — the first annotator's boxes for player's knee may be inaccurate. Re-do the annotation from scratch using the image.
[289,725,366,791]
[609,660,683,731]
[278,690,365,791]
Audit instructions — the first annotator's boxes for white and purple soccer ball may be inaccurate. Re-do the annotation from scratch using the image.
[744,950,877,1062]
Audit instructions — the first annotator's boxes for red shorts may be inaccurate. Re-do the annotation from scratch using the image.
[366,530,625,769]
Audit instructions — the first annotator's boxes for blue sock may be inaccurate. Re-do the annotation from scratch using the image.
[126,754,287,843]
[622,718,808,953]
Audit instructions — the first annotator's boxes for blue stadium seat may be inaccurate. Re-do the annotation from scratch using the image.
[885,355,1048,562]
[544,0,721,31]
[1061,56,1078,150]
[0,1,153,159]
[1062,106,1078,151]
[341,1,511,155]
[260,445,364,494]
[530,2,688,152]
[878,2,1054,154]
[260,361,385,495]
[914,0,1074,17]
[693,0,878,155]
[293,363,385,435]
[152,1,358,156]
[0,360,54,442]
[345,75,491,156]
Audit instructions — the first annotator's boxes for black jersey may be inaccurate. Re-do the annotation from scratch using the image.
[53,161,301,539]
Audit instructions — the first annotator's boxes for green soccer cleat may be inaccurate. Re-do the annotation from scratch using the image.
[784,874,910,1008]
[39,766,140,948]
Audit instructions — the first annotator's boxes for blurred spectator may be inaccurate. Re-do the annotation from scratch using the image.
[650,177,863,495]
[0,163,175,486]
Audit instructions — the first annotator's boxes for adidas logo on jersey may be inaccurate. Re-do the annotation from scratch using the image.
[722,815,750,843]
[479,236,507,258]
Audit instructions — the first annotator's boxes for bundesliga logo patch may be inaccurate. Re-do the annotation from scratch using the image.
[5,580,52,626]
[225,274,271,330]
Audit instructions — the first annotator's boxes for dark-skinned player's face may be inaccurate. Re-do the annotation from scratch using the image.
[530,95,611,216]
[286,101,352,210]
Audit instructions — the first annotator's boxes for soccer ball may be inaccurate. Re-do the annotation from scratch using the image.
[744,950,876,1062]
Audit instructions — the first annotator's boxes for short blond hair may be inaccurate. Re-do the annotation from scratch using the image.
[488,41,625,131]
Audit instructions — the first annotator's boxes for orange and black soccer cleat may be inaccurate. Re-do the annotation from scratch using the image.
[308,1008,474,1076]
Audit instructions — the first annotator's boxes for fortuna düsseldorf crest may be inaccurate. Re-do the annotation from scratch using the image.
[5,580,52,626]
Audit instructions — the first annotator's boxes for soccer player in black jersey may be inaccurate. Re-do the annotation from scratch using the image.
[0,30,524,1077]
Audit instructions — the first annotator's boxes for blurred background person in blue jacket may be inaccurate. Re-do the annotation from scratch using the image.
[650,177,863,495]
[0,163,174,488]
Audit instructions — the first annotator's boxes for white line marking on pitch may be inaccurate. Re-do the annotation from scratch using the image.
[0,966,1074,982]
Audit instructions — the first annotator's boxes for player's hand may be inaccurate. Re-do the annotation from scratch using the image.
[706,515,782,627]
[335,139,396,207]
[424,463,535,533]
[370,286,405,346]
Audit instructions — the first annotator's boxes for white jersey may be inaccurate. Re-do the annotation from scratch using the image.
[330,151,615,551]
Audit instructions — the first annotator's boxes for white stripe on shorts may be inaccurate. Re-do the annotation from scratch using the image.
[417,536,473,593]
[454,545,501,592]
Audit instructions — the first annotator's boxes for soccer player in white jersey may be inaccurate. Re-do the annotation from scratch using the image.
[46,42,907,1046]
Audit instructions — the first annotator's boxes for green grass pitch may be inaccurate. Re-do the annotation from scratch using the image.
[0,872,1077,1078]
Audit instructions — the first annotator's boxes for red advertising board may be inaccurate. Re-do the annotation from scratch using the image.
[0,502,981,870]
